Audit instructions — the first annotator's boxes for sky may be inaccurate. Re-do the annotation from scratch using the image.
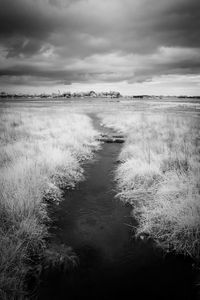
[0,0,200,95]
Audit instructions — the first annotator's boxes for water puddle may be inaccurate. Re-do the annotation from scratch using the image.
[38,115,196,300]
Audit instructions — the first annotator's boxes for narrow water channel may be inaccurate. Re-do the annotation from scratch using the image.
[39,116,196,300]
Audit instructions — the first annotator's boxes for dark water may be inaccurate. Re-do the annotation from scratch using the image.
[38,119,196,300]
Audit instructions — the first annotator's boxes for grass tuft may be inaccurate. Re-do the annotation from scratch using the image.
[0,106,100,299]
[101,112,200,260]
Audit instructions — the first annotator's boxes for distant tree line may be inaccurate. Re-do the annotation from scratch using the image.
[1,91,200,99]
[0,90,122,99]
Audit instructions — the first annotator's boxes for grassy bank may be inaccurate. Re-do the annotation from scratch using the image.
[100,112,200,260]
[0,105,100,299]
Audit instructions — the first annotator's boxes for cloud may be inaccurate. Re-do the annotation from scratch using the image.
[0,0,199,89]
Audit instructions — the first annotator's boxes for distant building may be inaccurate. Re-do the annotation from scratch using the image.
[63,92,71,98]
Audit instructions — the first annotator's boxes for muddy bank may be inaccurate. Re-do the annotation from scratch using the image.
[38,115,196,300]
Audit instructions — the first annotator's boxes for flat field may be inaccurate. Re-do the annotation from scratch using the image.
[0,97,200,299]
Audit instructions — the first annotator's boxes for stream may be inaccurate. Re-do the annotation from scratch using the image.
[38,115,196,300]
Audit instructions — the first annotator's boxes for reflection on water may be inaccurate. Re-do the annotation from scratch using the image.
[53,142,134,262]
[39,131,196,300]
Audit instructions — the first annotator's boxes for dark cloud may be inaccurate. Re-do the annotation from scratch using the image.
[0,0,61,38]
[0,0,199,87]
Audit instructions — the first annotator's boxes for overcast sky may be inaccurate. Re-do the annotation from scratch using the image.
[0,0,200,95]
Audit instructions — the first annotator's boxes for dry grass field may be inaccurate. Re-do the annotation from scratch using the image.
[100,111,200,259]
[0,104,100,299]
[0,97,200,299]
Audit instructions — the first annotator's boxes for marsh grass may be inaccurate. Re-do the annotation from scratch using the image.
[100,112,200,260]
[0,106,100,299]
